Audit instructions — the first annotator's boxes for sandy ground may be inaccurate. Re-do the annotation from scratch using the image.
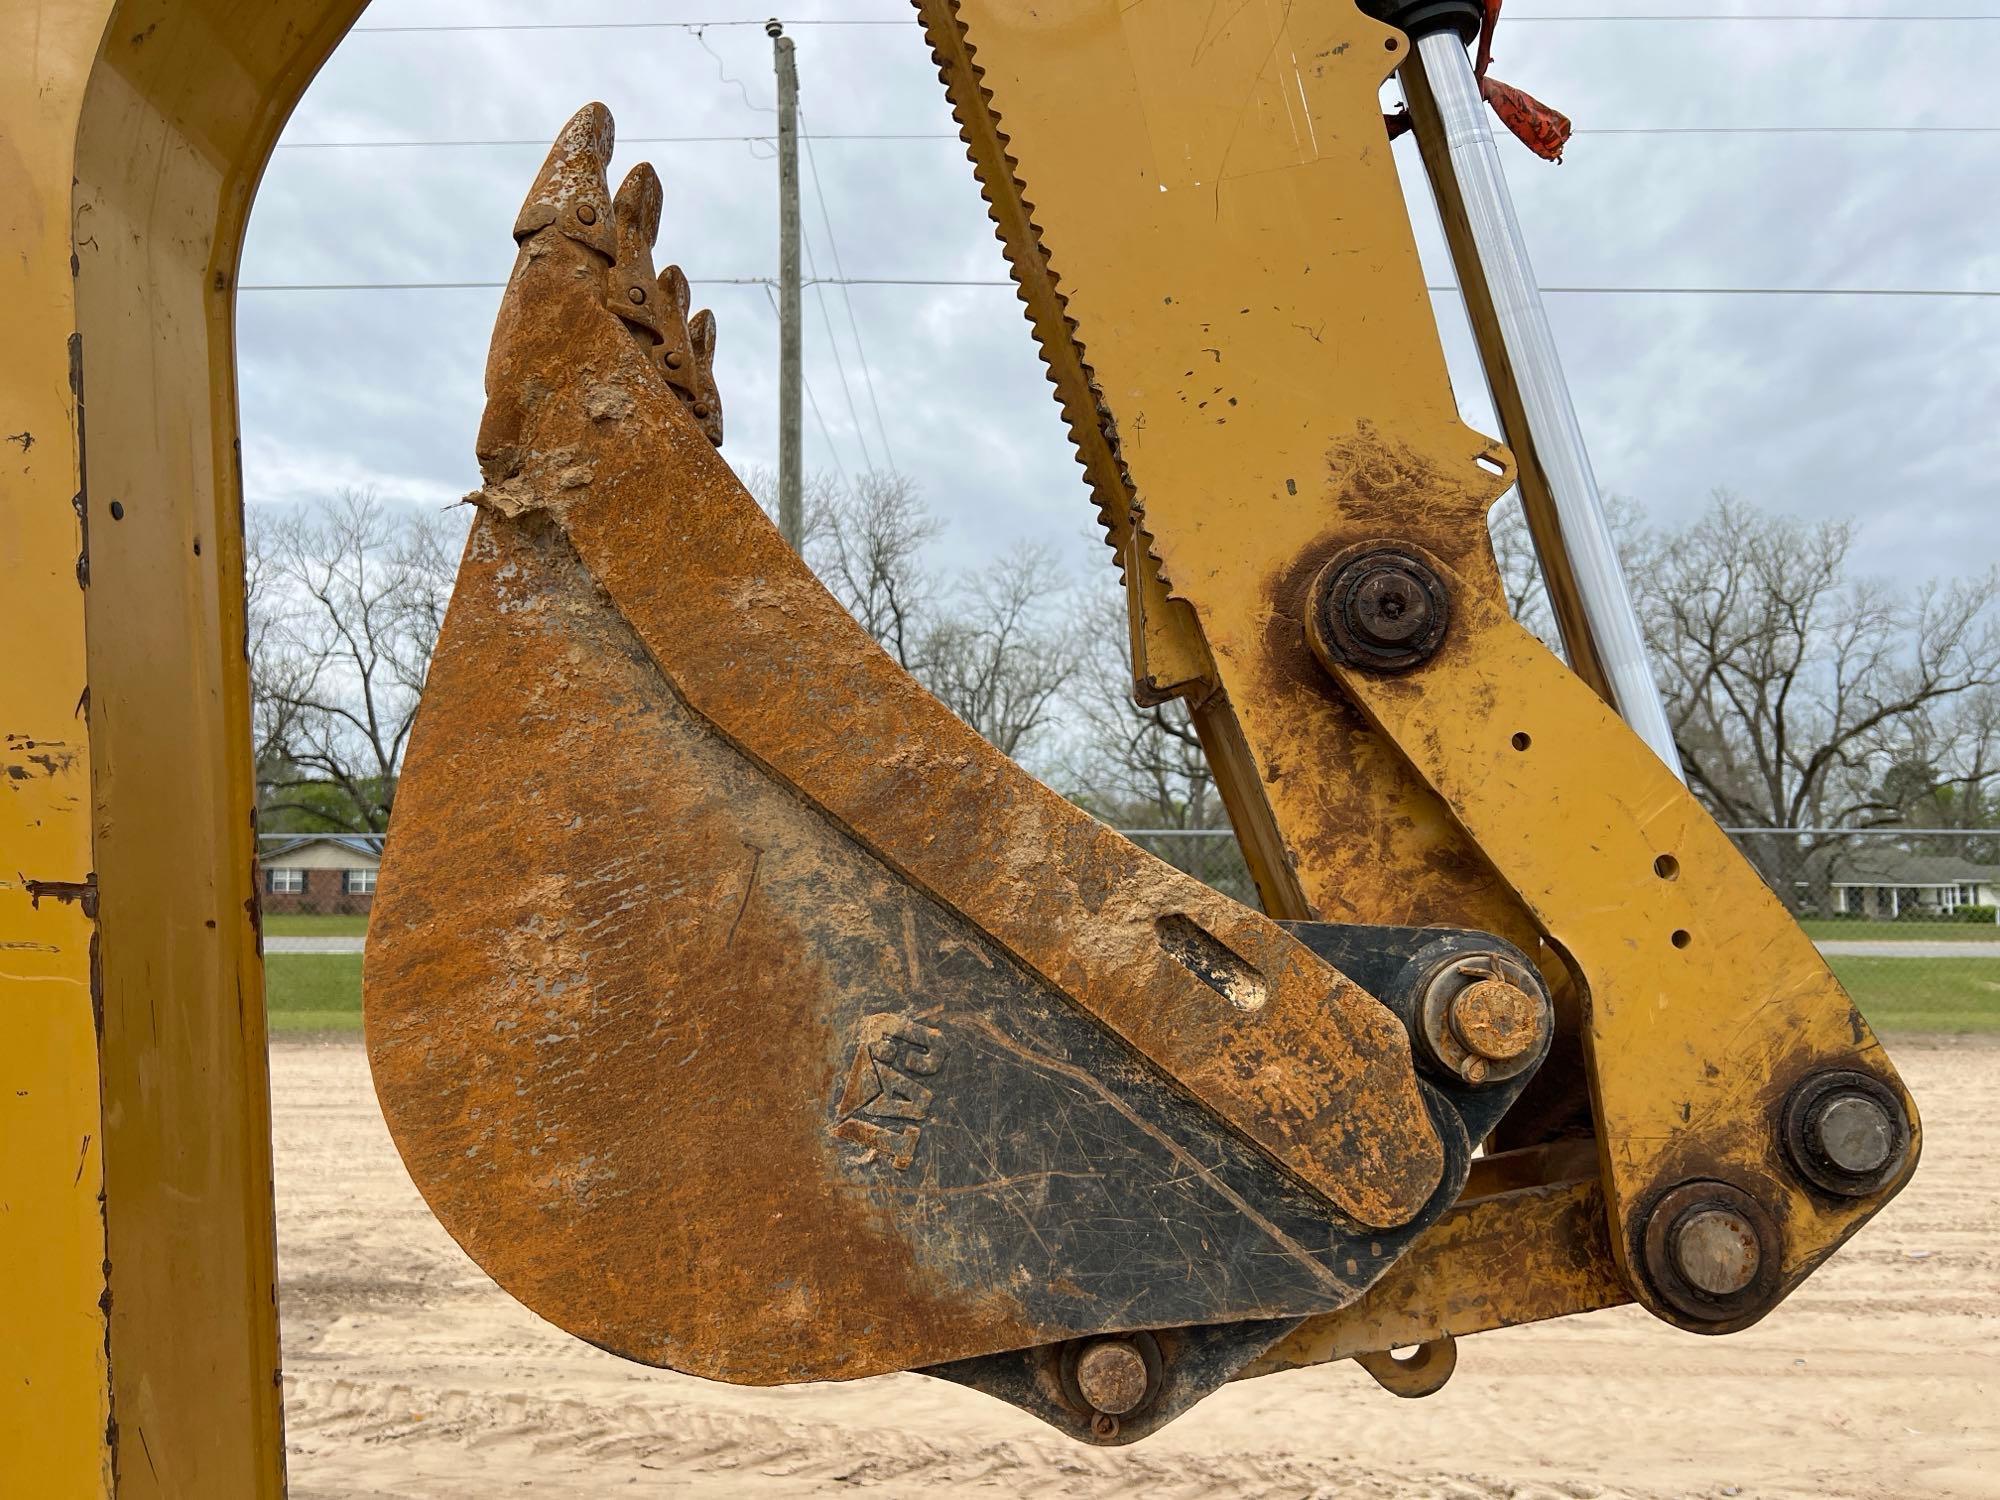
[275,1038,1997,1500]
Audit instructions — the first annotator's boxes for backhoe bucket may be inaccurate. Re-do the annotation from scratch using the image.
[363,105,1469,1401]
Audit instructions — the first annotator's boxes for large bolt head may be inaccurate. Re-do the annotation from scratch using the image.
[1811,1093,1897,1175]
[1640,1180,1782,1324]
[1074,1340,1150,1416]
[1671,1207,1762,1297]
[1347,566,1435,647]
[1407,945,1552,1089]
[1780,1070,1912,1198]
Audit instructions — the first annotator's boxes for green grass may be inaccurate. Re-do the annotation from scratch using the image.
[264,952,363,1033]
[264,913,369,937]
[1828,956,2000,1034]
[1801,918,2000,941]
[254,941,1999,1039]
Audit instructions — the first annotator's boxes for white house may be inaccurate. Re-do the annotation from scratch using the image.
[1825,851,2000,920]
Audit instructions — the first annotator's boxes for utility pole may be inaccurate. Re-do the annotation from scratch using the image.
[768,18,804,551]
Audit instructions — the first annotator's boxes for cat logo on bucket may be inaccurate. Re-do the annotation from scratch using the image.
[832,1015,947,1170]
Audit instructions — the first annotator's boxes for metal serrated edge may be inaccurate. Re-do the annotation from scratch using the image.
[912,0,1170,596]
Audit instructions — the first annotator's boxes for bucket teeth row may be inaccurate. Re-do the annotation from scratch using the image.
[508,103,723,447]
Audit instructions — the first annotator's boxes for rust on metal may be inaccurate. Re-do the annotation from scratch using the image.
[1415,949,1550,1089]
[1073,1340,1151,1416]
[1319,552,1921,1327]
[367,103,1452,1390]
[1672,1209,1762,1297]
[1242,1163,1631,1380]
[1639,1180,1782,1325]
[456,103,1440,1233]
[1307,543,1452,675]
[1450,977,1539,1064]
[913,0,1918,1342]
[1353,1335,1456,1398]
[1781,1068,1911,1198]
[914,0,1542,945]
[359,0,1923,1424]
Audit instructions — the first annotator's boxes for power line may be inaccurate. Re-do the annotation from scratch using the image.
[801,107,897,470]
[811,277,1010,286]
[349,19,911,33]
[275,133,958,149]
[232,278,2000,297]
[237,278,779,290]
[230,276,1016,290]
[765,282,854,491]
[794,201,878,471]
[1449,284,2000,297]
[693,23,775,116]
[269,125,2000,153]
[1573,125,2000,135]
[342,12,2000,29]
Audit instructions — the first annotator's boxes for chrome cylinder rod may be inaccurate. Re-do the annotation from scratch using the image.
[1413,29,1683,779]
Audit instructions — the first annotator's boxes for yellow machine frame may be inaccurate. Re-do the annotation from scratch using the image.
[3,1,366,1491]
[0,0,1917,1490]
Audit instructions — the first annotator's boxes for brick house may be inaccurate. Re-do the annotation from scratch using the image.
[260,834,384,916]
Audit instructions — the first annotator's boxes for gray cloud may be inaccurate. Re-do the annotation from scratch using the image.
[241,3,2000,600]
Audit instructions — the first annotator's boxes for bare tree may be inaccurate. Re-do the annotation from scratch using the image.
[912,544,1082,761]
[1858,686,2000,865]
[1617,494,2000,906]
[1628,493,2000,832]
[247,489,465,831]
[1488,492,1558,647]
[1059,587,1222,829]
[245,526,312,777]
[1486,489,1652,657]
[804,471,939,671]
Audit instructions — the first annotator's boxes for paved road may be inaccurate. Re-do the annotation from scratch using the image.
[1815,940,2000,958]
[267,936,366,954]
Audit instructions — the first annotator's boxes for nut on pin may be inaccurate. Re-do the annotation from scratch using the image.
[1414,950,1551,1088]
[1307,542,1450,675]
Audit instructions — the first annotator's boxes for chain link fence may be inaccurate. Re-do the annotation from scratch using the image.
[255,825,1997,1031]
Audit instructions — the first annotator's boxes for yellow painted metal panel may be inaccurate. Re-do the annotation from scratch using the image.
[5,0,360,1491]
[1328,572,1920,1319]
[922,0,1537,948]
[923,0,1917,1347]
[1,2,117,1491]
[69,1,366,1490]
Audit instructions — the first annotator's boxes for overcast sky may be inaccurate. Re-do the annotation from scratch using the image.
[239,2,2000,602]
